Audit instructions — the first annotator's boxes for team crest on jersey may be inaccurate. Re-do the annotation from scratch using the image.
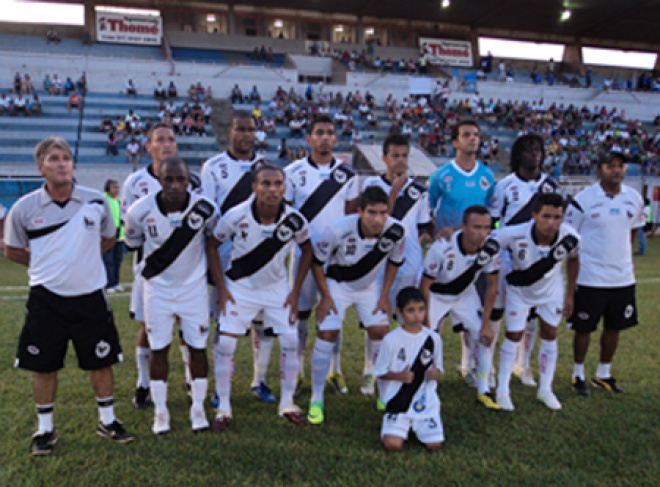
[443,176,452,182]
[420,348,433,365]
[407,185,421,200]
[83,216,95,229]
[553,245,567,261]
[333,169,347,184]
[480,176,490,190]
[187,212,204,230]
[624,305,634,319]
[541,182,554,193]
[95,340,110,359]
[27,345,40,355]
[378,237,394,253]
[276,224,294,242]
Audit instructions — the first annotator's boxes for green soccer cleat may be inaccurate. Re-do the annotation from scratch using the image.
[307,401,324,425]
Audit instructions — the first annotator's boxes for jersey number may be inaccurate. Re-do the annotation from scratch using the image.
[298,174,306,186]
[148,225,158,237]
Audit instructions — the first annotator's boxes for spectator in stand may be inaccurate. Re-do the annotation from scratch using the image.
[351,128,364,146]
[12,72,23,94]
[126,137,140,170]
[23,74,34,95]
[188,84,198,102]
[172,112,183,134]
[167,81,178,100]
[278,138,288,160]
[248,85,261,104]
[82,29,92,46]
[263,116,276,136]
[28,94,43,116]
[115,116,128,140]
[193,117,206,136]
[13,94,28,116]
[165,100,177,115]
[43,74,52,93]
[183,114,194,135]
[252,103,263,124]
[46,28,61,45]
[126,79,138,98]
[255,127,269,151]
[154,80,167,100]
[67,91,83,112]
[76,74,87,95]
[204,85,213,100]
[231,84,243,103]
[63,77,75,96]
[106,131,118,156]
[289,116,304,138]
[296,145,308,159]
[50,74,63,95]
[195,82,205,99]
[202,102,213,123]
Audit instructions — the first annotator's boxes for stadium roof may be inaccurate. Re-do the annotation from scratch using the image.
[225,0,660,48]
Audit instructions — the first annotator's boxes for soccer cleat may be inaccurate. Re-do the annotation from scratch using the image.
[211,410,232,433]
[376,398,386,411]
[464,369,478,389]
[477,393,502,410]
[114,284,125,292]
[106,287,116,294]
[496,391,515,411]
[210,390,220,409]
[152,410,170,435]
[279,405,308,425]
[251,382,276,403]
[30,430,57,456]
[327,372,349,394]
[307,401,324,425]
[360,374,376,395]
[537,391,562,410]
[520,367,537,387]
[191,408,209,432]
[592,376,625,393]
[571,377,590,397]
[97,420,134,443]
[132,386,151,410]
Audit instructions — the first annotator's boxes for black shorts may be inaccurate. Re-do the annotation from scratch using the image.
[568,285,638,333]
[16,286,123,373]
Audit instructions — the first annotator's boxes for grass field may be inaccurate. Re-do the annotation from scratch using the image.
[1,243,659,487]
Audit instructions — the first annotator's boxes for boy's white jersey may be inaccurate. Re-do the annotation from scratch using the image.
[284,157,359,241]
[124,191,217,289]
[489,173,560,226]
[374,325,443,418]
[362,175,431,274]
[422,231,499,301]
[212,198,310,290]
[313,214,405,291]
[491,221,580,302]
[200,151,265,216]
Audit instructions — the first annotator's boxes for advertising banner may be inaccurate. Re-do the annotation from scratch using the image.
[96,11,162,45]
[419,37,473,67]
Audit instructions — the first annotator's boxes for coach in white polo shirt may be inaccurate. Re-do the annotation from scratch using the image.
[564,151,645,396]
[4,137,133,456]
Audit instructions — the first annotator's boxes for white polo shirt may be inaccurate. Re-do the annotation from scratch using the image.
[564,182,644,288]
[4,184,116,296]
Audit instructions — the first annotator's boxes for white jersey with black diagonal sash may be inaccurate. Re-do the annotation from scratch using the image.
[4,184,115,296]
[313,214,406,291]
[489,173,560,227]
[422,230,499,302]
[491,221,580,302]
[373,326,443,419]
[284,157,359,241]
[212,198,310,290]
[362,175,431,275]
[124,191,217,289]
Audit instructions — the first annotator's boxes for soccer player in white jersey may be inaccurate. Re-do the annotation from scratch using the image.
[284,114,359,395]
[420,205,501,410]
[307,186,406,425]
[375,287,444,451]
[5,137,132,455]
[208,163,312,430]
[564,152,644,396]
[362,134,433,398]
[493,193,580,411]
[125,157,217,434]
[489,134,560,388]
[201,111,276,404]
[121,122,198,409]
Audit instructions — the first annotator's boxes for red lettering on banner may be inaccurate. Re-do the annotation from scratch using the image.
[106,19,159,34]
[427,43,469,59]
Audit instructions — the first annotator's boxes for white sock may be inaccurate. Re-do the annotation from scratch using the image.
[473,332,492,395]
[252,324,274,387]
[36,403,54,432]
[370,340,384,398]
[460,330,471,373]
[363,333,374,376]
[136,347,151,388]
[310,338,334,403]
[297,318,309,376]
[278,333,299,409]
[497,338,518,395]
[596,362,611,379]
[573,363,585,380]
[213,335,237,413]
[538,339,558,393]
[150,380,168,414]
[96,396,116,425]
[180,342,192,387]
[330,330,343,374]
[191,378,208,412]
[522,319,537,369]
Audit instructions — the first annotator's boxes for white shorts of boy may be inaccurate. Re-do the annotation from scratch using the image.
[317,279,389,332]
[130,274,145,322]
[144,278,210,350]
[217,280,297,336]
[505,287,563,333]
[428,288,481,333]
[381,409,445,444]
